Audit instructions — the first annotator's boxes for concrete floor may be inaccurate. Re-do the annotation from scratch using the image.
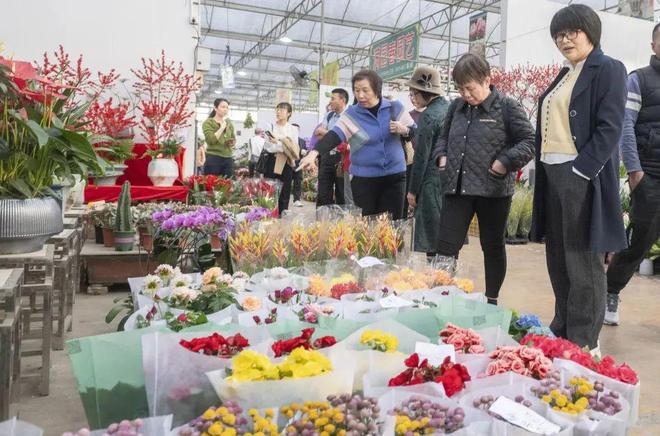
[9,242,660,435]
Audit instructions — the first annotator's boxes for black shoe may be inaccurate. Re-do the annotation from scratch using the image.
[487,298,498,305]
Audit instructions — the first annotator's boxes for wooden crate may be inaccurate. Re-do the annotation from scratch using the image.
[0,245,54,396]
[0,268,23,420]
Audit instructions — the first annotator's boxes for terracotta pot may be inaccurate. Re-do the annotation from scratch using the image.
[211,234,222,250]
[102,227,114,247]
[140,233,154,252]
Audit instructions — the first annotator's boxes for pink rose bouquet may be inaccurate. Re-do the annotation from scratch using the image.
[486,345,552,380]
[439,323,486,354]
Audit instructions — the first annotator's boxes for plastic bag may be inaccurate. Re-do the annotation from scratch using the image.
[435,296,512,332]
[551,358,639,426]
[341,301,398,323]
[0,418,43,436]
[245,267,309,294]
[142,326,271,425]
[89,415,173,436]
[377,387,492,436]
[206,359,354,409]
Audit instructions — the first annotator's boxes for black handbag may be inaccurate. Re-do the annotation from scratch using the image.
[255,150,270,175]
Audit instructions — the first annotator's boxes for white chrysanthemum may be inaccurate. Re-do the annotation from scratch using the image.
[171,286,199,302]
[155,264,176,281]
[171,274,192,289]
[231,276,247,292]
[142,275,162,296]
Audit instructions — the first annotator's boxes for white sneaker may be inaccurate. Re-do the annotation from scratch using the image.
[603,293,619,326]
[294,200,304,207]
[590,340,602,360]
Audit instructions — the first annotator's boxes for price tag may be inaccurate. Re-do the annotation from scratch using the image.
[415,342,456,366]
[380,295,414,309]
[356,256,385,268]
[489,397,561,435]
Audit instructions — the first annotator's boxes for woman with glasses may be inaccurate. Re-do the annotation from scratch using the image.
[530,4,627,353]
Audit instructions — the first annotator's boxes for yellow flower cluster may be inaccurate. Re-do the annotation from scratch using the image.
[394,415,433,435]
[360,329,399,353]
[454,278,474,293]
[227,348,332,382]
[200,406,239,436]
[384,268,432,292]
[245,408,278,436]
[307,274,330,297]
[282,401,346,436]
[542,385,590,415]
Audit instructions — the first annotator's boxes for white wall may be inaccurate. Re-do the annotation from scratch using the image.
[501,0,656,72]
[0,0,199,175]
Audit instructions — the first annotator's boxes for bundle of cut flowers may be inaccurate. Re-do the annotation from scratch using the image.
[177,400,251,436]
[439,323,486,354]
[64,418,144,436]
[388,354,471,397]
[297,303,336,323]
[268,286,300,305]
[485,345,553,379]
[271,327,336,357]
[509,312,553,342]
[226,347,332,381]
[389,396,466,434]
[307,273,363,299]
[360,329,398,352]
[157,206,235,240]
[179,332,250,358]
[521,334,638,384]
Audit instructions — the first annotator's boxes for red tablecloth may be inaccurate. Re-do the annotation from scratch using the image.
[116,143,185,186]
[84,185,189,203]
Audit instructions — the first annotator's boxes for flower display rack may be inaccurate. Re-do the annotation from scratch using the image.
[0,245,54,396]
[47,229,78,350]
[0,268,23,420]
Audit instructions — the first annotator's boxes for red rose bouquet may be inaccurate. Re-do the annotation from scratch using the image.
[388,353,471,397]
[271,328,337,358]
[179,332,249,358]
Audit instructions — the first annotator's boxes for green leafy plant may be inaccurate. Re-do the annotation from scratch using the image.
[164,311,208,332]
[143,137,181,159]
[105,294,134,331]
[620,187,631,214]
[243,112,255,129]
[646,239,660,261]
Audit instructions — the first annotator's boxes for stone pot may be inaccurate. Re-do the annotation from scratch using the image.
[102,227,114,247]
[114,230,135,252]
[639,258,654,276]
[147,158,178,187]
[94,171,123,186]
[0,197,64,254]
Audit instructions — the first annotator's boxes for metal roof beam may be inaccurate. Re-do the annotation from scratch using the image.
[423,0,500,13]
[206,47,318,66]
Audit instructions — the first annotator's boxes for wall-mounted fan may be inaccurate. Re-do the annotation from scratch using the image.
[290,65,319,88]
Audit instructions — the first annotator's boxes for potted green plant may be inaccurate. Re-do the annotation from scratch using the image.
[134,202,157,251]
[0,59,104,254]
[639,239,660,276]
[100,203,117,247]
[145,138,181,187]
[113,182,135,251]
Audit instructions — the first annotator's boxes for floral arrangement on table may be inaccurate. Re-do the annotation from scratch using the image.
[179,333,250,358]
[521,334,638,385]
[439,323,486,354]
[390,396,466,435]
[531,371,624,416]
[84,98,136,166]
[226,347,332,381]
[360,329,398,352]
[162,271,238,315]
[239,178,280,210]
[508,312,553,342]
[271,328,337,357]
[388,354,471,397]
[306,273,363,299]
[184,175,234,205]
[297,303,336,323]
[485,345,553,379]
[64,418,144,436]
[268,287,300,305]
[281,393,381,435]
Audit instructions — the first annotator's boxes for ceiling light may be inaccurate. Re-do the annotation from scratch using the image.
[279,36,292,43]
[214,89,223,94]
[237,70,247,76]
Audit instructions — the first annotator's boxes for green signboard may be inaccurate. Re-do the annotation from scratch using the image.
[370,24,420,81]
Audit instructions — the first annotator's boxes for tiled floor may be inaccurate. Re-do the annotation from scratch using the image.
[10,241,660,435]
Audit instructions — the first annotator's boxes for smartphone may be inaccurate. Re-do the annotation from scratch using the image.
[265,131,275,139]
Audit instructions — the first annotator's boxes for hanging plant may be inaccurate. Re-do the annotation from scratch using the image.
[243,112,255,129]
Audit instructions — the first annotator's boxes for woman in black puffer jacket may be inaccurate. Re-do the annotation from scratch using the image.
[431,53,535,305]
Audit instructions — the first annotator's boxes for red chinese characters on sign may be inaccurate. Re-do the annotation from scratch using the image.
[388,41,397,65]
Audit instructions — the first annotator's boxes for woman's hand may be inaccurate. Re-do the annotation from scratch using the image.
[407,192,417,209]
[489,159,507,176]
[389,121,409,135]
[297,149,319,172]
[227,138,236,147]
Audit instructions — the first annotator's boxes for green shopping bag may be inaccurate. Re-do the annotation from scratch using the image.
[434,296,512,331]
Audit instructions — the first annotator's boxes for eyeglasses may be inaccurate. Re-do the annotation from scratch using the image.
[554,29,580,44]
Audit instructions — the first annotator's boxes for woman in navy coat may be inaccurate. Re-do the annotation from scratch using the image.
[530,4,627,352]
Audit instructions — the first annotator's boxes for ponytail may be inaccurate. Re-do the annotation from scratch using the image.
[209,109,216,118]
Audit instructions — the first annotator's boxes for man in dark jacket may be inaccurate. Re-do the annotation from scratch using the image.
[605,24,660,326]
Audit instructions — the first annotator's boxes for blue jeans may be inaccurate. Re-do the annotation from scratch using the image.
[204,155,234,178]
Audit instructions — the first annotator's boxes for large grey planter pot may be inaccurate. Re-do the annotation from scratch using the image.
[0,197,63,254]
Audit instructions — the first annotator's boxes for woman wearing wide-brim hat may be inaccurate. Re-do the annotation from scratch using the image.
[405,66,449,257]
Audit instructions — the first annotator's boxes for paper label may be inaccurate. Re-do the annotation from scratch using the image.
[415,342,456,366]
[489,397,562,435]
[379,295,414,309]
[356,256,385,268]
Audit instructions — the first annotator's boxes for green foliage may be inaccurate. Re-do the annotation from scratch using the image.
[647,239,660,261]
[95,138,134,164]
[243,112,255,129]
[144,137,181,159]
[164,311,208,332]
[620,187,631,214]
[105,294,134,331]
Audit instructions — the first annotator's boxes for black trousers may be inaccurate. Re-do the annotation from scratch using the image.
[317,153,345,207]
[351,172,406,220]
[437,194,512,300]
[204,155,234,178]
[292,159,302,202]
[403,164,413,218]
[607,174,660,294]
[543,162,605,349]
[264,154,293,215]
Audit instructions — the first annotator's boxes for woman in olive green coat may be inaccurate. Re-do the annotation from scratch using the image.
[406,66,449,256]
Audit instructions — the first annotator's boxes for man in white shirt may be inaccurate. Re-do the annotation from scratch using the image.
[248,128,265,177]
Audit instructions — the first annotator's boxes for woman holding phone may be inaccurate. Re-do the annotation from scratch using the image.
[203,98,236,178]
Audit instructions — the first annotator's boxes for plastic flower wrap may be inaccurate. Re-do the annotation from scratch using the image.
[439,323,486,354]
[388,354,471,397]
[485,345,553,379]
[325,220,358,259]
[289,223,321,263]
[297,303,336,324]
[360,329,398,352]
[229,222,273,275]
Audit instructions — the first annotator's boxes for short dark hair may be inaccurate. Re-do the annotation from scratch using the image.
[550,4,601,48]
[452,53,491,86]
[331,88,349,103]
[414,89,436,104]
[351,70,383,98]
[276,101,293,120]
[653,22,660,40]
[209,98,230,117]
